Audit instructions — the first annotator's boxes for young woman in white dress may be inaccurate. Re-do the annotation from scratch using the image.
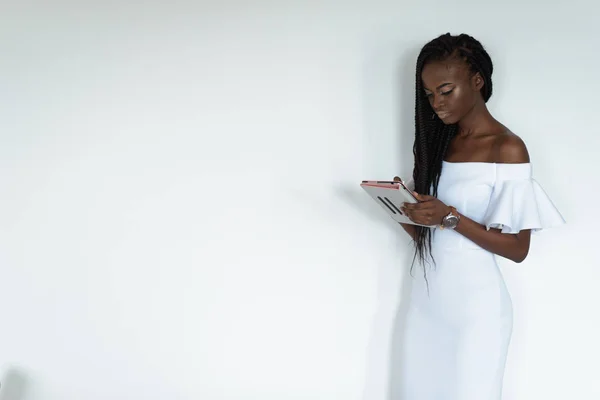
[394,33,565,400]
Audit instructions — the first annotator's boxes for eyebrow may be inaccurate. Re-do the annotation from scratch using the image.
[424,82,453,91]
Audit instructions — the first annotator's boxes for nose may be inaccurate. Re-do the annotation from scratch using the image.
[431,94,445,111]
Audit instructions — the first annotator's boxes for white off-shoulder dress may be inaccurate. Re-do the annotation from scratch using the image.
[400,161,565,400]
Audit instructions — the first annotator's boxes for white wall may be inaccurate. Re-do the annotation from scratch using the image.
[0,1,597,399]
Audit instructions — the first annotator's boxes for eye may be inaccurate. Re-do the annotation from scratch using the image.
[441,89,454,96]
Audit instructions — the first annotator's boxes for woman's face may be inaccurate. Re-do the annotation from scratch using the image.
[421,59,483,125]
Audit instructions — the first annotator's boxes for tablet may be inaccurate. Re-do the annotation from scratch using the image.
[360,180,436,227]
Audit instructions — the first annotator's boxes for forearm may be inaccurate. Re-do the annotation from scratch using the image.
[400,195,531,262]
[454,212,530,263]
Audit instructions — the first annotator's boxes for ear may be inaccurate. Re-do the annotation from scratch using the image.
[472,72,484,91]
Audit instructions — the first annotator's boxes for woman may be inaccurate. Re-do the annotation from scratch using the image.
[395,33,565,400]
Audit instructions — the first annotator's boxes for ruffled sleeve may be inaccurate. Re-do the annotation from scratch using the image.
[483,163,565,234]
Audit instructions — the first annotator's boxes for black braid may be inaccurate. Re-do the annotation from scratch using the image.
[410,33,494,278]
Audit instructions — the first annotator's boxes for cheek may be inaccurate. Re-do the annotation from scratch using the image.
[448,89,473,112]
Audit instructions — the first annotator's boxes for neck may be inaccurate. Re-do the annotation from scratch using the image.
[457,101,496,137]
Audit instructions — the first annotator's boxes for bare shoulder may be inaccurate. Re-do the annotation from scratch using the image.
[495,131,530,163]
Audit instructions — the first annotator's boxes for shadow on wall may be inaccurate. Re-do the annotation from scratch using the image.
[0,367,29,400]
[358,36,423,400]
[386,44,422,400]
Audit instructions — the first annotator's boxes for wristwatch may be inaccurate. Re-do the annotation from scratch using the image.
[440,206,460,229]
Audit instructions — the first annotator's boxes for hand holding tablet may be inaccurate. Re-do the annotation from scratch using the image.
[359,177,436,227]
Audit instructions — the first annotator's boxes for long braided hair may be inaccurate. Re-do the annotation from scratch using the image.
[410,33,494,273]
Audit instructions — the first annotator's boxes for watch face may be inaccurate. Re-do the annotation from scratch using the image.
[444,215,459,228]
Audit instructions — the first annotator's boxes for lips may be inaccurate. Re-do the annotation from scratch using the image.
[436,112,451,119]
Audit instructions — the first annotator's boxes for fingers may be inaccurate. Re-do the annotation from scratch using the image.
[393,176,401,182]
[402,201,435,211]
[400,202,438,225]
[414,192,435,201]
[402,209,437,225]
[404,208,435,219]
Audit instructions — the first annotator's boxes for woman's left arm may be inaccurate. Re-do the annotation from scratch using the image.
[402,196,531,263]
[401,134,532,263]
[450,209,530,263]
